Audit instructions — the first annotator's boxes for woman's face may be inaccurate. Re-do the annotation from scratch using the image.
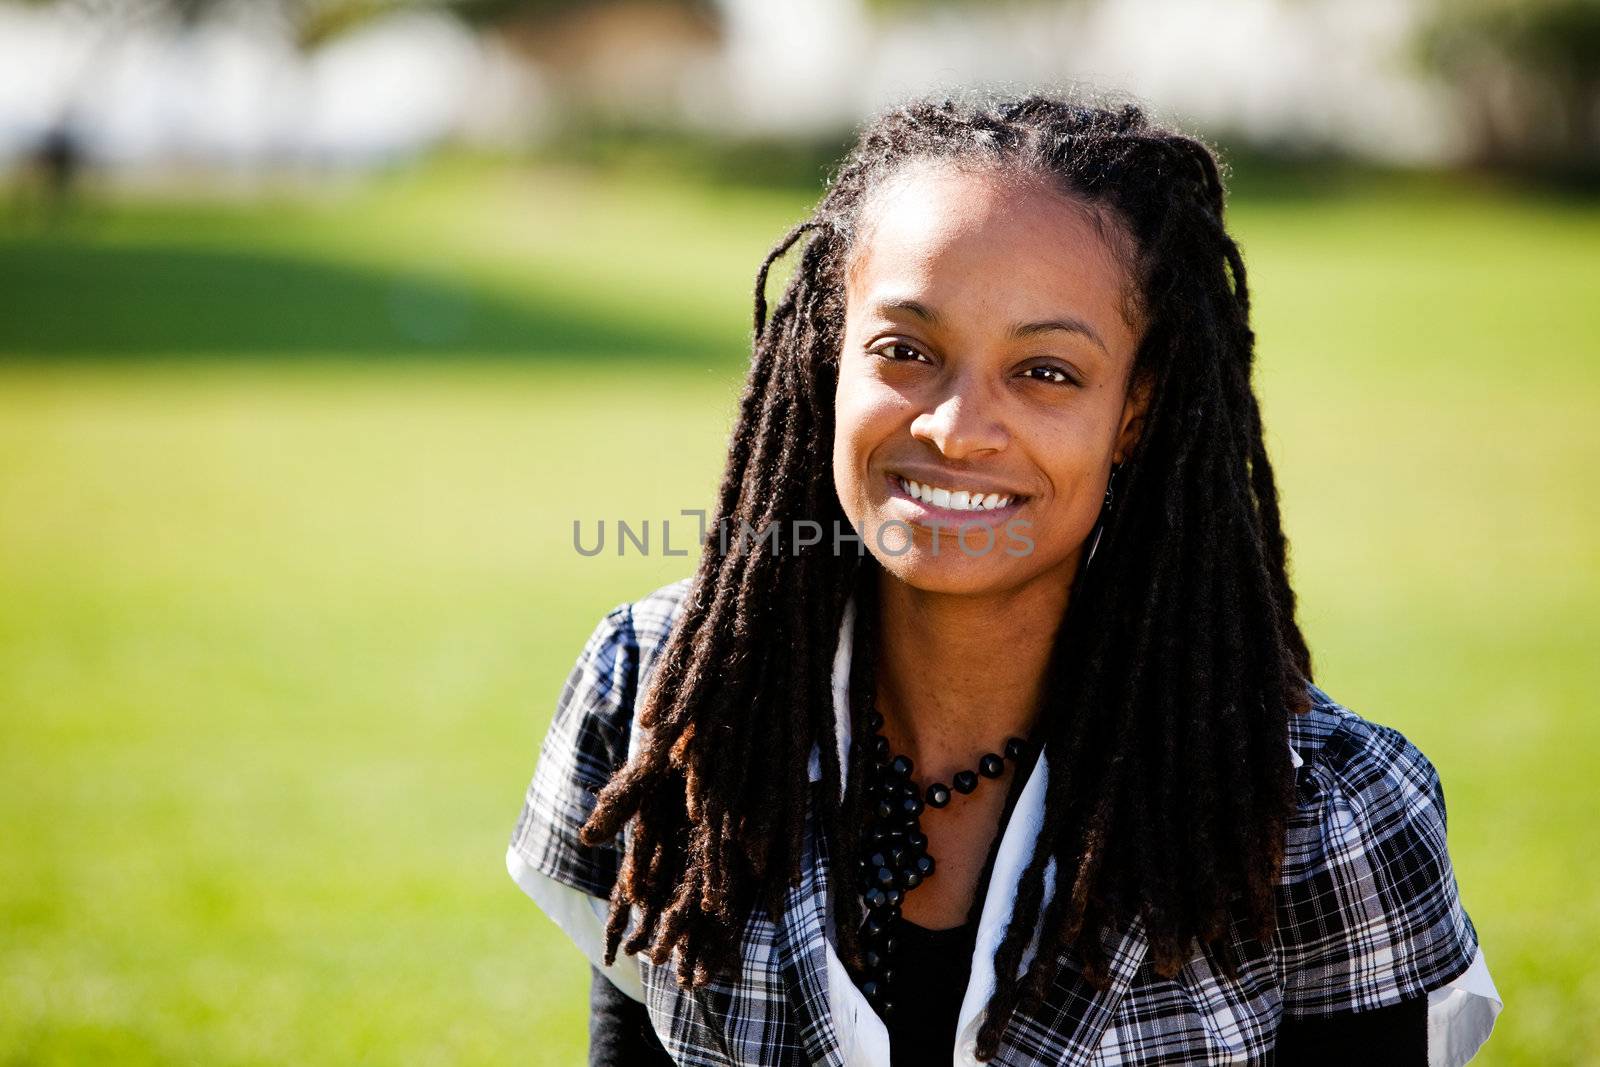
[832,160,1150,597]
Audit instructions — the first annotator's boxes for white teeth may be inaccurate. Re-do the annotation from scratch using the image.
[897,478,1016,512]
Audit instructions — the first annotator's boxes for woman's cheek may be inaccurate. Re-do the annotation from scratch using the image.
[1026,440,1096,548]
[831,412,875,522]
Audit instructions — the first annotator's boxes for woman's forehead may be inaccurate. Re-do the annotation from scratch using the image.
[844,162,1141,341]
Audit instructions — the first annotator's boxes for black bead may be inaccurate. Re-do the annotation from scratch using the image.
[884,886,903,906]
[900,796,925,818]
[862,916,885,939]
[979,753,1005,778]
[901,869,922,890]
[882,935,898,955]
[1004,736,1028,761]
[875,866,896,888]
[867,711,884,732]
[862,979,881,1000]
[895,780,917,798]
[906,831,928,851]
[915,854,935,877]
[952,770,978,794]
[864,887,887,909]
[890,754,914,778]
[871,736,891,761]
[864,949,883,970]
[868,852,887,869]
[876,799,895,820]
[888,846,907,868]
[926,783,951,808]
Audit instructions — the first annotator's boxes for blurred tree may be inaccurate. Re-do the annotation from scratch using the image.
[454,0,723,153]
[1416,0,1600,182]
[859,0,982,10]
[447,0,714,28]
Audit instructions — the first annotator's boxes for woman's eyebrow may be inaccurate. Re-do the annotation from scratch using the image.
[871,297,1108,354]
[1011,317,1108,354]
[871,297,945,328]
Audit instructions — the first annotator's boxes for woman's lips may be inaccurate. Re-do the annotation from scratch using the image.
[882,472,1029,532]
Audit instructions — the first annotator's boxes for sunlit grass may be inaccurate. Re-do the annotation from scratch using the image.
[0,161,1595,1064]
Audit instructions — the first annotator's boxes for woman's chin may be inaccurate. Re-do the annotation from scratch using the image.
[871,542,1029,596]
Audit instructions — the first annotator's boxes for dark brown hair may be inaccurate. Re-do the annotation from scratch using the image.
[580,89,1313,1060]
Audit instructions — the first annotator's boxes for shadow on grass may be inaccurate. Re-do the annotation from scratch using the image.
[0,237,735,362]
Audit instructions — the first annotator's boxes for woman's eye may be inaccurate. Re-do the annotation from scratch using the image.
[874,342,929,364]
[1024,364,1076,385]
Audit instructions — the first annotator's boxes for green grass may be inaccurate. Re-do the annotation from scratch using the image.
[1,160,1597,1064]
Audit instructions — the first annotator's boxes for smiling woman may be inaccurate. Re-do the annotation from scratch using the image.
[504,91,1503,1066]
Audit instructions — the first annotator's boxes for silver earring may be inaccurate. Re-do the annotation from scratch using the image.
[1083,462,1121,569]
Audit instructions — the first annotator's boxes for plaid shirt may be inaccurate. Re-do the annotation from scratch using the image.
[506,578,1503,1066]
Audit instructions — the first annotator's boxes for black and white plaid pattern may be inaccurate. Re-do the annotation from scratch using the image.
[508,578,1493,1065]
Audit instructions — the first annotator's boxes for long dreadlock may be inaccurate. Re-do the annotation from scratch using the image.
[579,89,1314,1061]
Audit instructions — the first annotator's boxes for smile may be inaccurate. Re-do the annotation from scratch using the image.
[885,472,1029,524]
[897,476,1013,511]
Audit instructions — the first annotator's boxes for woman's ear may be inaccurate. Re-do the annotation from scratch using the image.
[1113,369,1153,465]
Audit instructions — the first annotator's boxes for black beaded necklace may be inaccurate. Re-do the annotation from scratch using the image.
[851,705,1032,1017]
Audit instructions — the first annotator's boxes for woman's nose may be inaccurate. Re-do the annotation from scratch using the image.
[909,382,1009,460]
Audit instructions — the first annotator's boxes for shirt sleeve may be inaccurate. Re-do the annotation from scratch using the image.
[1276,718,1502,1064]
[506,601,646,1002]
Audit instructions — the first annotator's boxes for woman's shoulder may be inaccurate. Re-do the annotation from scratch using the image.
[548,575,695,757]
[1285,681,1451,821]
[1275,680,1484,1017]
[588,575,695,648]
[506,576,693,897]
[1283,681,1463,872]
[626,574,695,676]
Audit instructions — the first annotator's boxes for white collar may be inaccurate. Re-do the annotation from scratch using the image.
[807,590,1303,1065]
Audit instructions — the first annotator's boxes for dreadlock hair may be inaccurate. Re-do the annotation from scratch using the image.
[578,88,1315,1061]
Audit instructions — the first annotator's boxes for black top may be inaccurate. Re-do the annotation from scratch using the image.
[1274,994,1429,1063]
[884,917,979,1066]
[588,965,672,1064]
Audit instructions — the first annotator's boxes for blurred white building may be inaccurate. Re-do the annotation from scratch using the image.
[705,0,1464,164]
[0,0,1464,175]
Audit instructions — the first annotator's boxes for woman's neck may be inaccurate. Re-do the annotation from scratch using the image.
[872,568,1070,782]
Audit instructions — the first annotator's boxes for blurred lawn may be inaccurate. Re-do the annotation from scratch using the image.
[0,160,1596,1065]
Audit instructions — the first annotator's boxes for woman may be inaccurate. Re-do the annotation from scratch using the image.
[506,92,1503,1065]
